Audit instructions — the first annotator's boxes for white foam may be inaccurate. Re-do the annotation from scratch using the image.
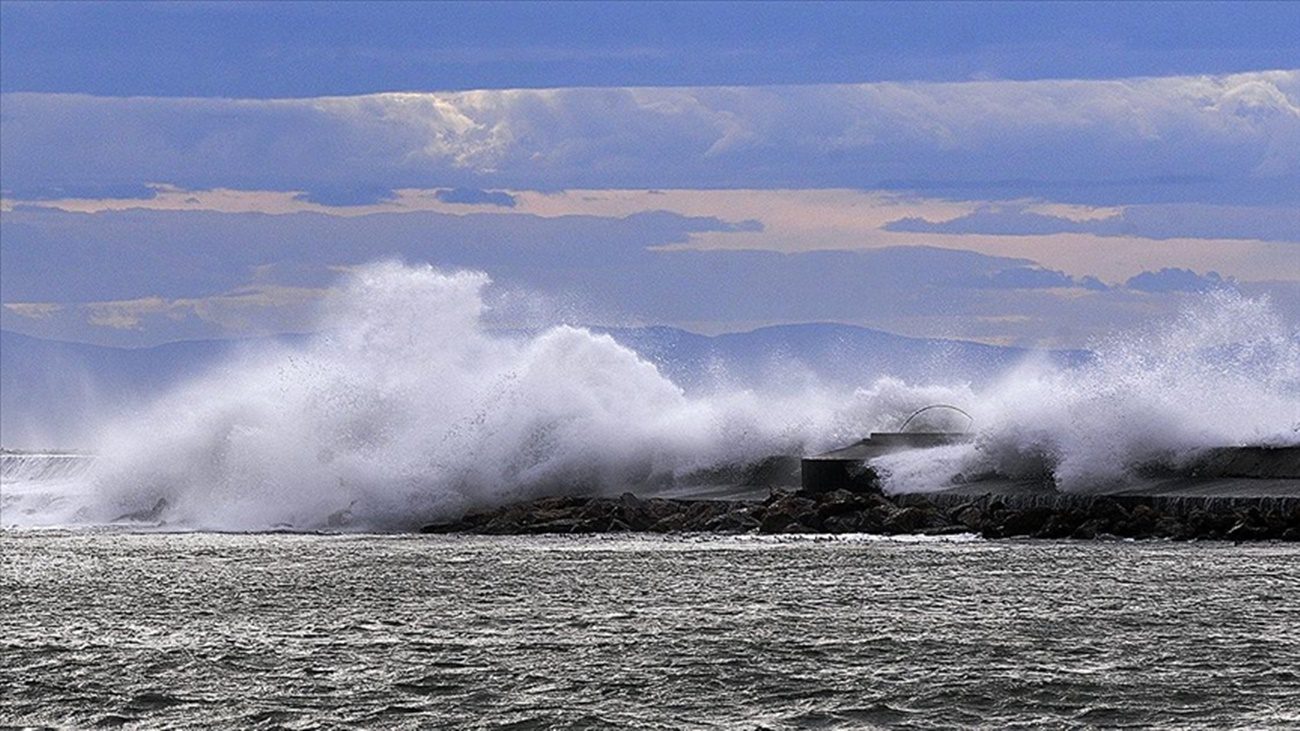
[5,264,947,530]
[873,290,1300,494]
[5,265,1296,530]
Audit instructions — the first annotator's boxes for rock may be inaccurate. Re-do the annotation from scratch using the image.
[1034,512,1079,539]
[704,509,760,533]
[821,513,866,533]
[759,495,818,533]
[413,490,1298,542]
[649,513,688,532]
[882,506,928,534]
[1152,516,1185,539]
[577,500,615,522]
[816,489,867,520]
[604,518,634,533]
[781,522,817,534]
[1225,521,1265,541]
[526,518,584,534]
[952,505,985,530]
[921,524,972,536]
[1072,519,1106,540]
[1123,504,1159,536]
[420,519,466,534]
[989,506,1054,538]
[1090,498,1131,524]
[614,492,657,530]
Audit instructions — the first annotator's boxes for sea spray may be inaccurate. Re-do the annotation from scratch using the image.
[5,263,952,530]
[4,265,1297,529]
[873,290,1300,494]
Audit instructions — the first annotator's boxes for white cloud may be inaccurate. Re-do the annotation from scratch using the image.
[3,71,1296,200]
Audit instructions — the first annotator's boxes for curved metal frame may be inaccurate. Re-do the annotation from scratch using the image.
[898,404,973,433]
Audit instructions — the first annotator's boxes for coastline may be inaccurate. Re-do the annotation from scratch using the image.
[421,488,1300,542]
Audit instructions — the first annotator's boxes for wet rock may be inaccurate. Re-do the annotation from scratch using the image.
[417,489,1300,542]
[1153,516,1185,538]
[1071,519,1106,540]
[951,505,985,531]
[816,489,868,520]
[604,518,634,533]
[759,495,818,533]
[882,506,928,534]
[821,513,866,533]
[780,522,817,534]
[704,509,760,533]
[1034,512,1079,539]
[648,513,687,532]
[1121,504,1159,537]
[988,506,1054,538]
[921,524,972,536]
[1226,521,1268,542]
[419,519,465,534]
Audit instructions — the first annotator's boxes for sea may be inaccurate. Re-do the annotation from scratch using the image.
[3,531,1298,729]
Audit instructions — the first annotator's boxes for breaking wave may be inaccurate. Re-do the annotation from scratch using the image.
[3,264,1297,530]
[874,290,1300,494]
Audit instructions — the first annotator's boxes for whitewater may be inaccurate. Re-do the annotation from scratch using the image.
[3,262,1298,531]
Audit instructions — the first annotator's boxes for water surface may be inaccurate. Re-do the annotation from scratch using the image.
[2,532,1297,729]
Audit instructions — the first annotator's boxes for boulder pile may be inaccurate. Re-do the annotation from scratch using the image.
[421,489,1300,541]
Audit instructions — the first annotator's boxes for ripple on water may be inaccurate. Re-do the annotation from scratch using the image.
[1,532,1298,729]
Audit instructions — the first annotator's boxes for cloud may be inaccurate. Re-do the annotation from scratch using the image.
[3,71,1297,203]
[885,203,1300,242]
[2,302,61,319]
[0,207,757,303]
[294,185,397,206]
[888,207,1095,236]
[433,187,517,207]
[1124,268,1232,293]
[965,266,1109,291]
[6,205,1289,350]
[0,182,159,201]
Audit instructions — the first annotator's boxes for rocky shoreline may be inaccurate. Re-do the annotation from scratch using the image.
[421,488,1300,541]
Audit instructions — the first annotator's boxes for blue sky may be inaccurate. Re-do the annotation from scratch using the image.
[1,1,1297,348]
[4,2,1299,95]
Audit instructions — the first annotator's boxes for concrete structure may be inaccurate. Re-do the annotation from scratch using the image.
[800,432,972,493]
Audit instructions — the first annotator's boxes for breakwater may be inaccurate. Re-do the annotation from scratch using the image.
[421,487,1300,541]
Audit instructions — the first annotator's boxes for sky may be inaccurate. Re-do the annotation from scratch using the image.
[1,1,1297,348]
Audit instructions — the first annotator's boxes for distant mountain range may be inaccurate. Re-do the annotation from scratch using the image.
[0,326,1088,449]
[591,323,1087,391]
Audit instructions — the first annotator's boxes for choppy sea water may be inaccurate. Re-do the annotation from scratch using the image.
[2,532,1298,729]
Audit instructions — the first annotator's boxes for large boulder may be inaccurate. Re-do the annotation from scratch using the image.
[759,495,818,533]
[882,506,929,534]
[705,509,761,533]
[986,506,1054,538]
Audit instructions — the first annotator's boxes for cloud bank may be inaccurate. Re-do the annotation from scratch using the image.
[886,203,1300,242]
[3,71,1297,204]
[0,207,1262,350]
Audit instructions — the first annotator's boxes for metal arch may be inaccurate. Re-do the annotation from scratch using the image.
[898,404,973,433]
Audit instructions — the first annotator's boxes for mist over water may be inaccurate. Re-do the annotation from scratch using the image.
[3,263,1298,530]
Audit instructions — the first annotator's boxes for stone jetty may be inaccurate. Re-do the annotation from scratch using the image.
[421,488,1300,541]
